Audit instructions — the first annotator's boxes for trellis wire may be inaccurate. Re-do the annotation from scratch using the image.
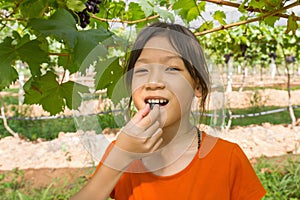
[0,106,298,121]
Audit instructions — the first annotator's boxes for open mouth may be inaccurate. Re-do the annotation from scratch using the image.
[145,98,169,109]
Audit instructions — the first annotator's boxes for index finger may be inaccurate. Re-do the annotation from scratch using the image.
[138,104,160,128]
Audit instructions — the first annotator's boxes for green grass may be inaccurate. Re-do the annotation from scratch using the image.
[0,168,88,200]
[1,155,299,199]
[0,113,126,141]
[254,154,300,199]
[0,105,299,140]
[232,85,300,91]
[227,106,300,127]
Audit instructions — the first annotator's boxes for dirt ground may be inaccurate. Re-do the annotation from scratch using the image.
[1,74,300,189]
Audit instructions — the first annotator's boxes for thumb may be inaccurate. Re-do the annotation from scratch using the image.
[131,104,150,124]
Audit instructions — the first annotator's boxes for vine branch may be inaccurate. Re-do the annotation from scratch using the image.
[202,0,300,21]
[0,97,19,138]
[195,1,300,36]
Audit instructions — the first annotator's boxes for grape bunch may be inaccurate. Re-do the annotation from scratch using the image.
[77,0,103,28]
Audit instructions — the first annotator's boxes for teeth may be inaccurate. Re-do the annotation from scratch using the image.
[146,99,167,104]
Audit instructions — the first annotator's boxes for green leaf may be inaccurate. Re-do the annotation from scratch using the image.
[0,34,48,89]
[213,11,226,25]
[17,38,48,76]
[263,16,280,27]
[198,21,213,32]
[173,0,203,23]
[24,72,89,114]
[248,0,265,9]
[60,81,89,109]
[126,2,147,28]
[40,91,65,115]
[139,0,154,17]
[94,57,128,103]
[30,8,113,74]
[66,0,86,12]
[20,0,48,19]
[154,6,174,22]
[285,13,298,35]
[0,38,18,90]
[127,2,146,21]
[29,8,78,48]
[68,29,111,73]
[24,71,61,115]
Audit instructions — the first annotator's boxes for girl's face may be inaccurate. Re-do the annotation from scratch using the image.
[131,36,201,128]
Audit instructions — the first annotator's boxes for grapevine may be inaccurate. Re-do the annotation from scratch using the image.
[76,0,103,28]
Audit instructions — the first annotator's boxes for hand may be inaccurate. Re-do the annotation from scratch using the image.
[115,104,163,158]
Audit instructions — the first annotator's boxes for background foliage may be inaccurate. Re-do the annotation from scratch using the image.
[0,0,299,115]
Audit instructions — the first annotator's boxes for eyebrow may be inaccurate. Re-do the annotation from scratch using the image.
[136,55,182,64]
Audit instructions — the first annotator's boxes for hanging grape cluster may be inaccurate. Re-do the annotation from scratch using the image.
[77,0,102,28]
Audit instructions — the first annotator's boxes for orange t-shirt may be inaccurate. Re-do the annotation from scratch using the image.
[94,133,266,200]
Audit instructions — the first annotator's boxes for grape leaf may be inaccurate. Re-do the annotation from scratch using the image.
[263,16,279,27]
[154,6,174,22]
[248,0,265,9]
[71,29,111,73]
[66,0,86,12]
[139,0,154,17]
[0,34,48,89]
[24,71,60,115]
[60,81,90,109]
[0,37,18,89]
[127,2,146,22]
[213,11,226,25]
[20,0,48,19]
[198,21,213,32]
[173,0,204,23]
[30,9,112,74]
[29,8,78,48]
[285,12,298,35]
[94,57,128,104]
[17,38,48,76]
[126,2,148,28]
[24,71,89,115]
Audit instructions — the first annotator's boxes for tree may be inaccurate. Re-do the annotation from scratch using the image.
[0,0,299,116]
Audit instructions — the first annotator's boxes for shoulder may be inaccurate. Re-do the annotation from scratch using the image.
[199,132,240,159]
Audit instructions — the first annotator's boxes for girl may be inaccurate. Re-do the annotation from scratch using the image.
[71,22,266,200]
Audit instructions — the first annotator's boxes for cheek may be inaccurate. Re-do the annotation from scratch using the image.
[169,76,195,99]
[132,88,144,110]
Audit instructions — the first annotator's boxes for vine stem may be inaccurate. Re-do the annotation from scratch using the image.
[202,0,300,21]
[195,1,300,36]
[279,44,296,128]
[0,97,19,138]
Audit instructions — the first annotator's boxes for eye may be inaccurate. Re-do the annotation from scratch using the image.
[166,66,180,71]
[134,68,148,74]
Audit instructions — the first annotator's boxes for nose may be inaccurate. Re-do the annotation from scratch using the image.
[144,68,165,90]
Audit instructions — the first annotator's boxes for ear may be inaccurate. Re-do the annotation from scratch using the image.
[194,85,202,98]
[194,79,202,98]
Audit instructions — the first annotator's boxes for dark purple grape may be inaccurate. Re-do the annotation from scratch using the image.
[80,21,87,28]
[94,0,102,4]
[76,0,103,28]
[93,6,100,14]
[85,2,94,12]
[285,55,295,63]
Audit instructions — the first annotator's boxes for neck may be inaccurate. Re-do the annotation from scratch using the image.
[161,119,195,148]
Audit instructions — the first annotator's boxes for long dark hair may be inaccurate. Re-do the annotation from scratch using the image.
[125,22,211,123]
